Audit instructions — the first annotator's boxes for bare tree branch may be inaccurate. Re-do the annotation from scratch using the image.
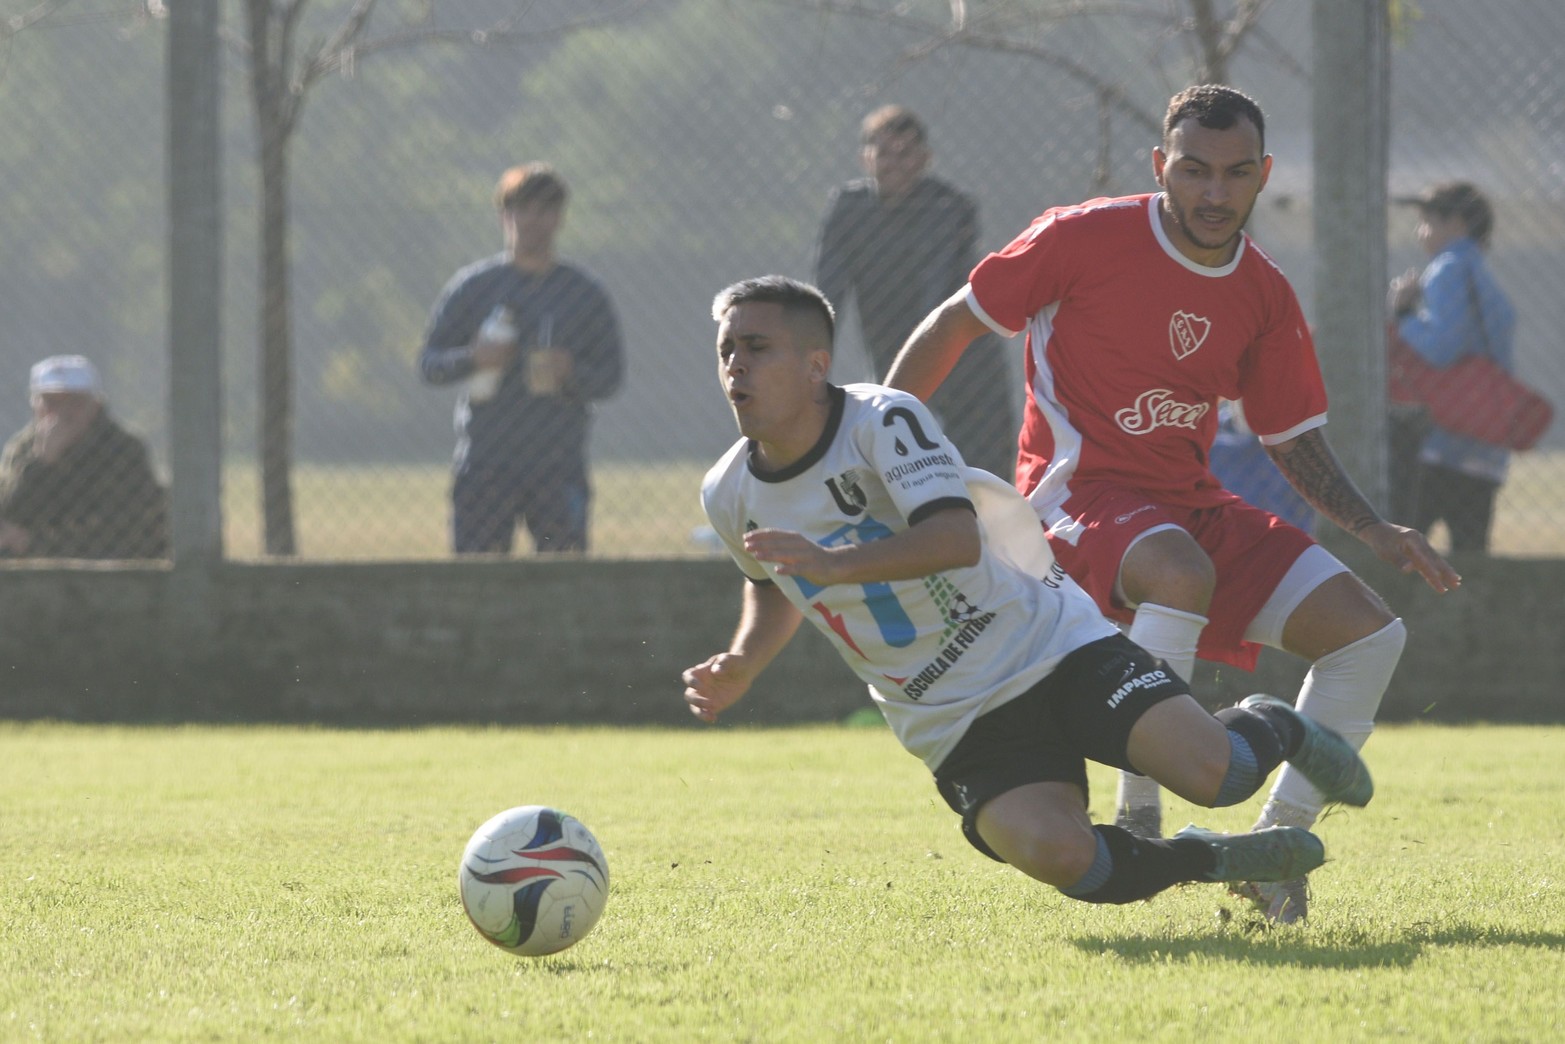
[2,0,73,37]
[0,0,70,81]
[226,0,653,555]
[313,0,377,66]
[1,0,167,36]
[1186,0,1223,80]
[342,0,650,59]
[1232,20,1306,79]
[757,0,1162,132]
[759,0,1302,132]
[275,1,310,132]
[1214,0,1269,73]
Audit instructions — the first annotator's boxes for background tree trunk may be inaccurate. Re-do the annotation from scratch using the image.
[259,120,296,555]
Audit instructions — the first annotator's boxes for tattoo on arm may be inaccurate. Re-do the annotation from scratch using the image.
[1265,429,1383,535]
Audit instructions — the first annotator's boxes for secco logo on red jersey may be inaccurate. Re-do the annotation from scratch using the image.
[1114,389,1210,435]
[1169,310,1211,359]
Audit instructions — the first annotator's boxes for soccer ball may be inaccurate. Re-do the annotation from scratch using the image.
[458,805,610,956]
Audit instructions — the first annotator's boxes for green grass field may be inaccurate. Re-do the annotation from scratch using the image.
[3,722,1562,1041]
[221,451,1565,560]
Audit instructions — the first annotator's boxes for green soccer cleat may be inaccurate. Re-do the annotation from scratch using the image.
[1175,824,1326,884]
[1241,693,1375,807]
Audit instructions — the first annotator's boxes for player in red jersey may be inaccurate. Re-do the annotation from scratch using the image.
[886,85,1460,923]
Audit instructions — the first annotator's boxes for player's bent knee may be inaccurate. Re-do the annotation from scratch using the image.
[1121,532,1216,609]
[1317,616,1407,676]
[1361,615,1406,656]
[1125,697,1233,807]
[1172,746,1232,808]
[1138,738,1230,807]
[1332,608,1402,656]
[1287,575,1400,660]
[985,824,1098,888]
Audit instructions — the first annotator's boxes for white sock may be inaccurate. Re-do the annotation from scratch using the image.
[1265,618,1407,819]
[1118,603,1208,815]
[1127,602,1205,683]
[1253,796,1317,831]
[1115,771,1163,815]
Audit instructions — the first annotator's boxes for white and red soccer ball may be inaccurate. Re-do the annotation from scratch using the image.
[459,805,610,956]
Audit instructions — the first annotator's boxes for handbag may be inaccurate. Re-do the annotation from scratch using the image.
[1385,273,1553,451]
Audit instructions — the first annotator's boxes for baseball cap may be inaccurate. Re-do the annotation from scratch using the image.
[1393,180,1486,219]
[1393,180,1494,244]
[29,355,102,397]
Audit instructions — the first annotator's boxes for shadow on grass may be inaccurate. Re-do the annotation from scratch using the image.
[509,954,615,975]
[1073,922,1565,970]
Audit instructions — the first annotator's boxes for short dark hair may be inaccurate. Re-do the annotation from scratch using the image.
[494,163,569,210]
[860,104,927,146]
[711,276,836,347]
[1405,180,1495,248]
[1163,84,1266,154]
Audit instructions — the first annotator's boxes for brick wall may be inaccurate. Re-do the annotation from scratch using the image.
[0,549,1558,725]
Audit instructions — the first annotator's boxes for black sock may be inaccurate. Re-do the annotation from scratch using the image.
[1061,825,1217,904]
[1216,704,1294,766]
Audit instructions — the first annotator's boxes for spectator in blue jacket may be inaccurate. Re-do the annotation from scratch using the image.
[1388,181,1514,553]
[1208,400,1316,535]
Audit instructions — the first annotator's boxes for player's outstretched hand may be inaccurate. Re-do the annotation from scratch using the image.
[1362,521,1462,594]
[743,527,842,586]
[681,653,756,724]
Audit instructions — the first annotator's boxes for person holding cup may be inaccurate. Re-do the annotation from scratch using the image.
[419,163,625,554]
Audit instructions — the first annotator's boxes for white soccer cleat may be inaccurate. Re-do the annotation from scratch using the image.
[1231,877,1310,924]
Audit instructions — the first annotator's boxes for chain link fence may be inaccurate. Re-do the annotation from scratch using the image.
[0,0,1560,561]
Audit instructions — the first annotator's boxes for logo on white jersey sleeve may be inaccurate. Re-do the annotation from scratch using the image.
[879,405,959,489]
[882,405,943,453]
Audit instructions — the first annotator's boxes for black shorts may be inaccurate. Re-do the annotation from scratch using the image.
[932,634,1188,861]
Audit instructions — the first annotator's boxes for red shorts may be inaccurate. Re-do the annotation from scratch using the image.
[1046,483,1317,670]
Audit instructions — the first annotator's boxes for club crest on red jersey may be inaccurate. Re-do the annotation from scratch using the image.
[1169,310,1211,359]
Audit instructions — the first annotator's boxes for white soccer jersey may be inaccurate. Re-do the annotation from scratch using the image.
[701,384,1117,769]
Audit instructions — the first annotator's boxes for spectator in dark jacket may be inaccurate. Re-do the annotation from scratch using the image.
[816,106,1017,477]
[0,355,168,559]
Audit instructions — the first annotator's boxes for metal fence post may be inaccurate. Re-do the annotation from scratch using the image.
[1312,0,1392,515]
[167,1,224,623]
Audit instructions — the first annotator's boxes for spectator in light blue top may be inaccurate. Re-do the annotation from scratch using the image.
[1388,181,1515,553]
[1208,400,1315,535]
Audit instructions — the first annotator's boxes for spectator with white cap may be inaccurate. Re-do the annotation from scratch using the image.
[0,355,167,559]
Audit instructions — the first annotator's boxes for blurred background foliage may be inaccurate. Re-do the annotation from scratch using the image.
[0,0,1560,556]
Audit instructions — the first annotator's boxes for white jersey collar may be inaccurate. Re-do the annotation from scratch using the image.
[1148,193,1247,277]
[746,384,847,483]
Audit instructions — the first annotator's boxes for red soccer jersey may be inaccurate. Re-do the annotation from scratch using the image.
[967,193,1327,523]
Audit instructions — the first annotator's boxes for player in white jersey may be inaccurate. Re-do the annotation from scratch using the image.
[885,85,1461,922]
[683,275,1375,907]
